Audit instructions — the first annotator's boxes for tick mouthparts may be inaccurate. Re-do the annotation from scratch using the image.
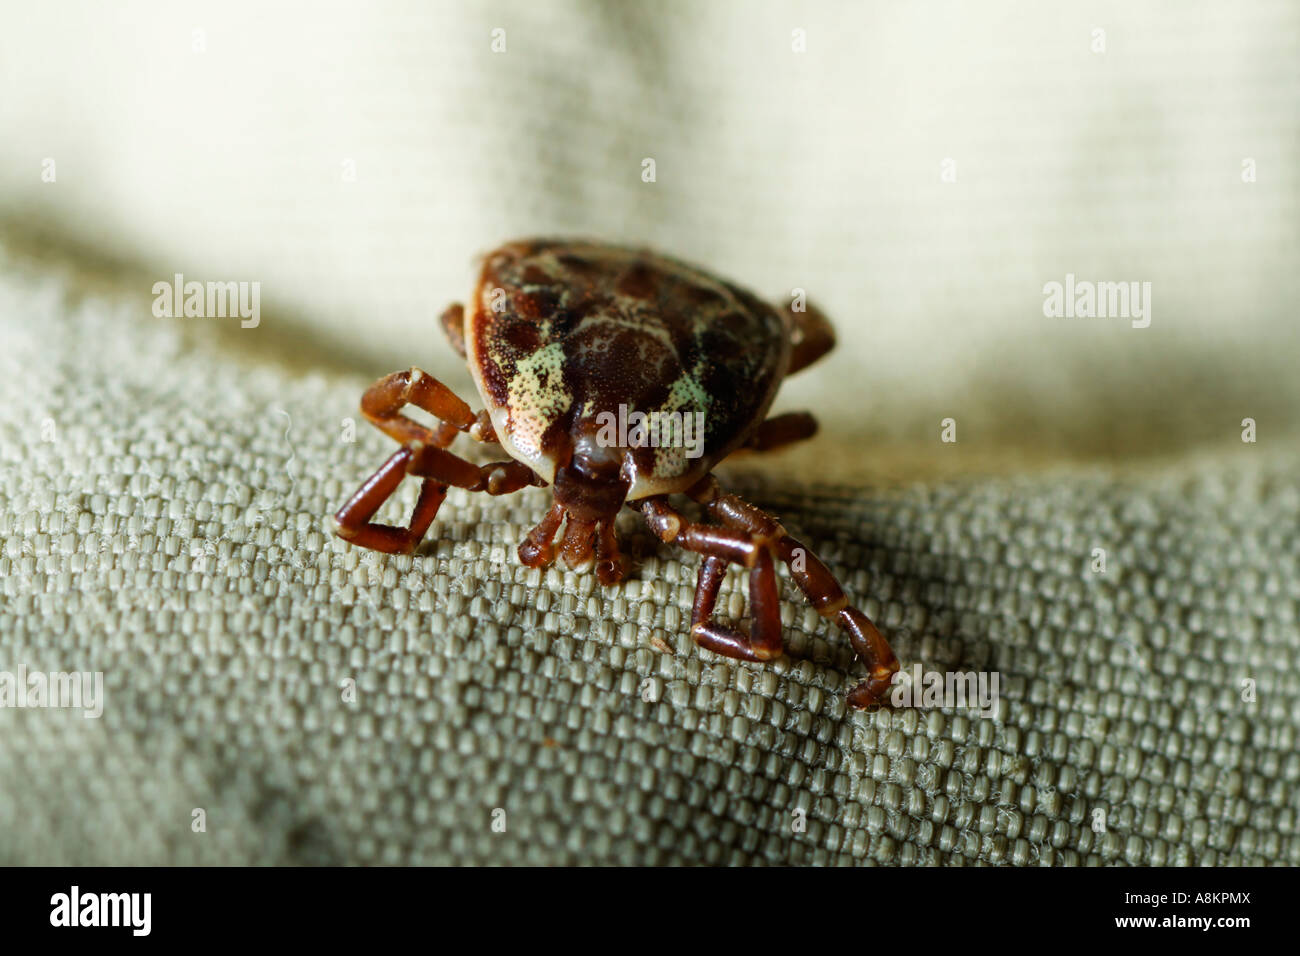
[571,431,622,479]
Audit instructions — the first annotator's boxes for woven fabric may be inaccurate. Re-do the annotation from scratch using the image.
[1,251,1296,866]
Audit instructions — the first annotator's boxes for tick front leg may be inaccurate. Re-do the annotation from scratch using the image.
[515,505,629,585]
[593,521,629,586]
[334,447,447,554]
[688,476,901,709]
[406,444,542,495]
[689,551,783,661]
[360,367,497,448]
[440,303,467,358]
[641,497,782,662]
[335,445,541,555]
[519,503,565,568]
[337,365,515,555]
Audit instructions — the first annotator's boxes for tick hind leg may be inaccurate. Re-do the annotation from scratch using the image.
[689,551,783,660]
[334,364,537,554]
[744,411,818,452]
[440,303,467,359]
[743,297,833,456]
[779,298,836,375]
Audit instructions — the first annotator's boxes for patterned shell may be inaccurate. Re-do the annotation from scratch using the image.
[464,239,792,499]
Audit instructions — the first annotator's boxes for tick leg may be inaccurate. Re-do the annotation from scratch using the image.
[334,447,448,554]
[407,445,542,495]
[641,497,782,662]
[642,498,763,566]
[744,411,818,452]
[357,361,624,577]
[440,303,467,358]
[689,550,783,661]
[336,379,540,555]
[687,476,901,709]
[360,367,491,448]
[780,299,836,375]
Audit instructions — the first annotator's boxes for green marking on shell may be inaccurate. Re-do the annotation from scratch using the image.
[661,371,711,415]
[506,341,572,457]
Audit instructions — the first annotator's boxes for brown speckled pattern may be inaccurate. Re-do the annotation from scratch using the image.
[465,239,790,495]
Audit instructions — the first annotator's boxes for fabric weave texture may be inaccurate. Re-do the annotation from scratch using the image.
[0,253,1296,866]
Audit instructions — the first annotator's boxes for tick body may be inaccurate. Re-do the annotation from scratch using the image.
[334,239,900,708]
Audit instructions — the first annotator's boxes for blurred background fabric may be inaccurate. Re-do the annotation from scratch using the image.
[0,0,1297,865]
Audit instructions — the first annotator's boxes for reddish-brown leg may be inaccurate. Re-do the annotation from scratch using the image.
[334,447,448,554]
[641,498,783,662]
[359,368,472,448]
[335,361,525,555]
[406,444,540,495]
[780,299,836,375]
[687,475,900,708]
[744,411,818,452]
[335,445,540,555]
[688,550,783,661]
[359,366,499,447]
[440,303,467,358]
[642,498,764,566]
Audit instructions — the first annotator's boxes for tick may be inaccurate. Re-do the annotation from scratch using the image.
[333,239,900,708]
